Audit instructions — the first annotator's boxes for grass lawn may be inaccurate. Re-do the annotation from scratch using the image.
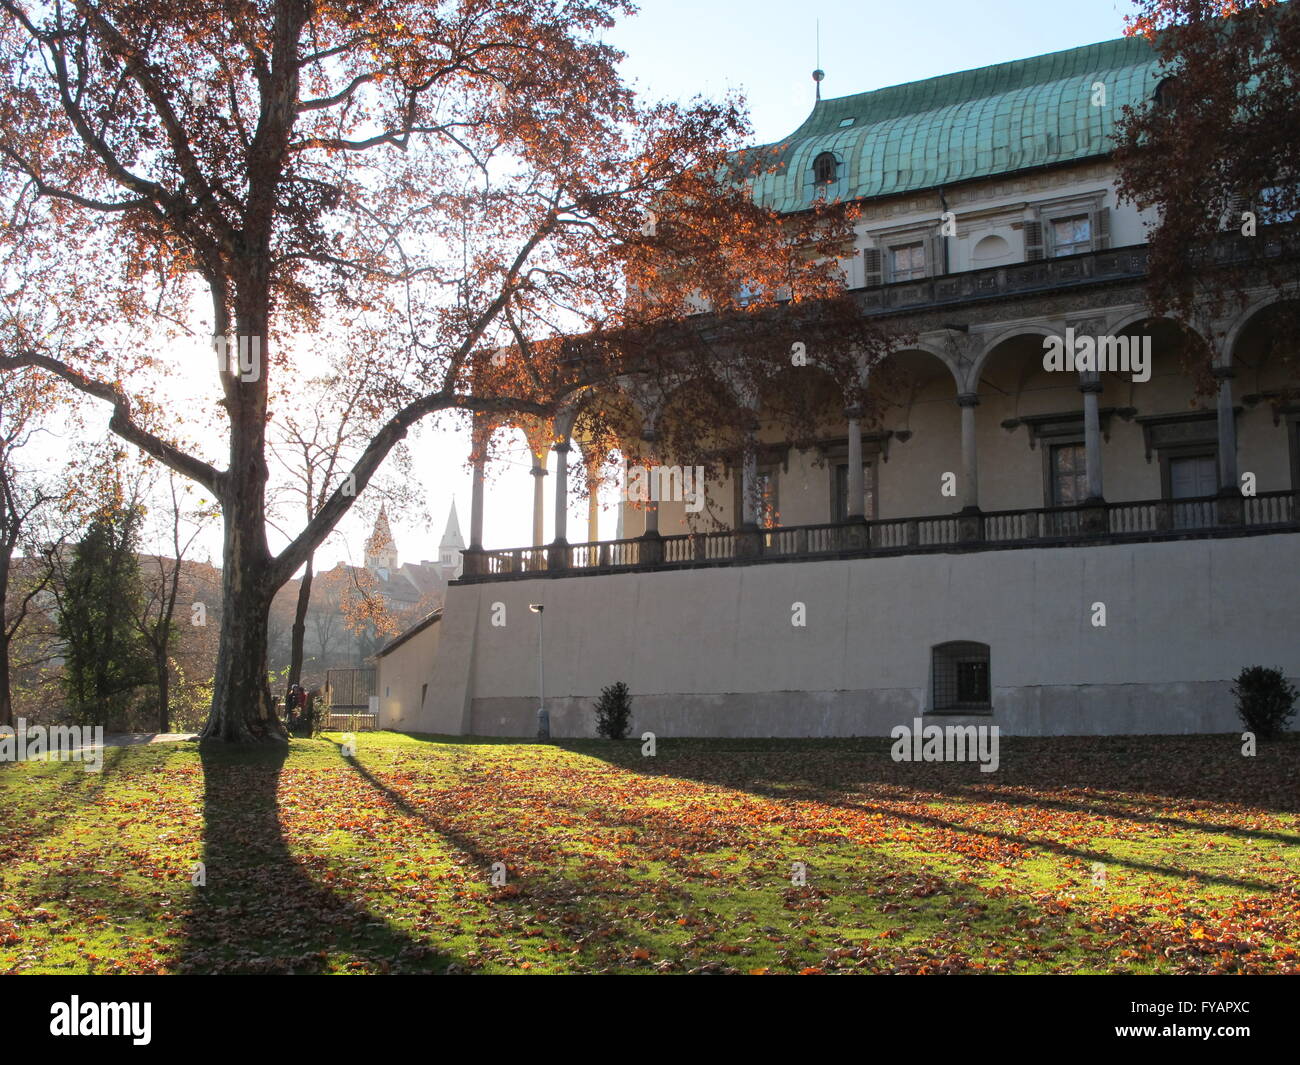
[1,730,1297,974]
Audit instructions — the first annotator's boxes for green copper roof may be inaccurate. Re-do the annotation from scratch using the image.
[745,36,1165,212]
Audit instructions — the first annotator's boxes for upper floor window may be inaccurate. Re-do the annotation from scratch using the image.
[1051,214,1092,256]
[891,241,927,281]
[736,463,780,528]
[833,461,877,521]
[754,468,779,528]
[1050,443,1087,506]
[812,152,838,185]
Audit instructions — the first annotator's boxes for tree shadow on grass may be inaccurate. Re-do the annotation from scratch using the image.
[332,737,1126,973]
[177,740,455,974]
[0,747,129,853]
[565,736,1299,893]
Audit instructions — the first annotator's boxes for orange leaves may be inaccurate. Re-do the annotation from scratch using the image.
[4,733,1300,975]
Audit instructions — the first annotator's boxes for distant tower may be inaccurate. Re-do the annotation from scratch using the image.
[365,505,399,578]
[438,500,465,580]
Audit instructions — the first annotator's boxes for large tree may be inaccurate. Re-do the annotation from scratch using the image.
[1115,0,1300,334]
[0,0,876,741]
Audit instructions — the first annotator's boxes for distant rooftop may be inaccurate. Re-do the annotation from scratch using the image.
[745,35,1164,212]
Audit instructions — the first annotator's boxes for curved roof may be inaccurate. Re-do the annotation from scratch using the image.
[743,36,1165,212]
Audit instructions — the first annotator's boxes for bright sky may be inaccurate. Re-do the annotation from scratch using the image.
[67,0,1143,573]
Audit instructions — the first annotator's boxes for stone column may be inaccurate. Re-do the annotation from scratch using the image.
[1215,365,1239,490]
[464,451,486,575]
[549,441,570,570]
[843,404,868,549]
[552,441,570,545]
[1079,375,1108,534]
[1080,376,1104,501]
[587,462,601,543]
[956,392,982,542]
[530,454,547,548]
[740,442,758,529]
[845,405,865,520]
[735,431,764,558]
[638,431,662,563]
[1214,364,1243,524]
[957,392,980,510]
[469,455,486,548]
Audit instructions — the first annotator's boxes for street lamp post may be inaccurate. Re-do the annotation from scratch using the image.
[529,604,548,740]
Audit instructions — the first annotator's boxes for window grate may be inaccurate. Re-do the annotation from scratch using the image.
[932,641,991,712]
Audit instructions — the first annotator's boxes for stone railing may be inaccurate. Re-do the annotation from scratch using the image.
[851,245,1152,316]
[459,490,1299,582]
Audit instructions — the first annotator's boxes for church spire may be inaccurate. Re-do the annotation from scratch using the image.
[438,500,465,579]
[365,504,398,573]
[440,499,465,550]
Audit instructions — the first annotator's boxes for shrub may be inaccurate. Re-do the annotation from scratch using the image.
[594,682,633,740]
[1231,666,1298,739]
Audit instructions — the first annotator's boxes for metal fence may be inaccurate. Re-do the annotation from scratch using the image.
[323,668,378,731]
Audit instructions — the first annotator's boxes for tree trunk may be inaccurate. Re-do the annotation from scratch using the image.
[201,295,285,744]
[0,646,12,728]
[0,548,11,728]
[203,507,281,742]
[288,554,314,690]
[156,650,170,733]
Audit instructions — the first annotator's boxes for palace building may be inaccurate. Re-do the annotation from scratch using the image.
[378,35,1300,738]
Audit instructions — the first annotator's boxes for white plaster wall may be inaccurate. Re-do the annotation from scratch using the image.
[377,617,444,731]
[410,532,1300,738]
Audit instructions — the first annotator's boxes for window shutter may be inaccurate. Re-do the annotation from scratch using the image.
[862,247,882,286]
[1024,220,1045,261]
[1090,206,1110,250]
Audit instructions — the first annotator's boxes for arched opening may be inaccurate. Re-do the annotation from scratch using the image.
[867,348,961,519]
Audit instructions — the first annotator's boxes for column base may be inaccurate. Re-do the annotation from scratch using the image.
[1215,490,1245,526]
[839,515,869,551]
[957,508,984,544]
[637,531,663,566]
[734,526,764,559]
[1080,499,1108,535]
[547,539,570,571]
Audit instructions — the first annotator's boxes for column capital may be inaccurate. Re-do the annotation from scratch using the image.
[956,392,980,408]
[844,404,864,421]
[530,464,548,477]
[552,440,572,453]
[1211,365,1237,381]
[1079,379,1104,395]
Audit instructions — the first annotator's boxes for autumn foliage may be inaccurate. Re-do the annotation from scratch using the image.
[0,1,892,740]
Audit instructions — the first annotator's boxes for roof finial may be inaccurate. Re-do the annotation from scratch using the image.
[812,20,824,102]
